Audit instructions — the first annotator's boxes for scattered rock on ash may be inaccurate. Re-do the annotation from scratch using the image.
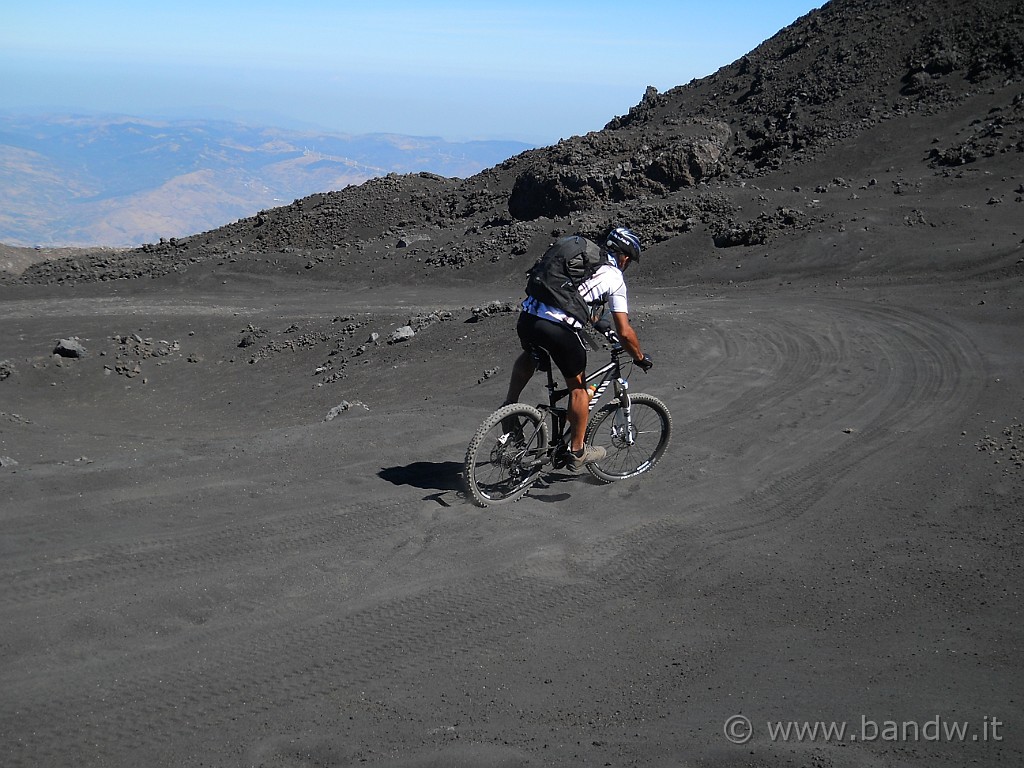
[388,326,416,344]
[469,301,518,321]
[325,401,369,421]
[53,338,86,358]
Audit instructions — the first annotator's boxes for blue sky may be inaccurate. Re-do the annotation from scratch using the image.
[2,1,822,144]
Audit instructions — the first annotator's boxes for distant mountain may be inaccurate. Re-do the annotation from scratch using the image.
[0,113,533,247]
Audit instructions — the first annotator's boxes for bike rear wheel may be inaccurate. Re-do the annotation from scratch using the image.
[464,403,550,507]
[584,393,672,483]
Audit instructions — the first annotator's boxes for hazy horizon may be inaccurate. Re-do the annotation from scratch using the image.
[2,1,822,145]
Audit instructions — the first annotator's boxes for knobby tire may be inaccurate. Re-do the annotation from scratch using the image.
[584,393,672,483]
[464,403,549,507]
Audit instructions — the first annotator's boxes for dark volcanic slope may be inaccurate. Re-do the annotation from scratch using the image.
[10,0,1024,290]
[2,2,1023,767]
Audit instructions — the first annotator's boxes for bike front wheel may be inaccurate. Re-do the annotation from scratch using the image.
[464,403,550,507]
[584,393,672,483]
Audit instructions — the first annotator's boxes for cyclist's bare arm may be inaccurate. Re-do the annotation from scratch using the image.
[610,311,645,362]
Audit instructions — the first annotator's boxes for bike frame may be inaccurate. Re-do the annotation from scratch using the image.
[535,339,636,455]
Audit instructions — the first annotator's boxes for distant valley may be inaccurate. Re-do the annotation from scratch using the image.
[0,113,533,248]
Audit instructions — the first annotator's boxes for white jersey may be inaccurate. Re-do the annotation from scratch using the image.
[522,257,628,329]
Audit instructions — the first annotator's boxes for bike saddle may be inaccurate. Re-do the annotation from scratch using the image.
[528,345,552,372]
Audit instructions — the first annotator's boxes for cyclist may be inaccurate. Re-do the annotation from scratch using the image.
[503,226,653,471]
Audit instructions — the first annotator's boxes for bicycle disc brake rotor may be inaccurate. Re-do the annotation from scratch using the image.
[609,409,636,447]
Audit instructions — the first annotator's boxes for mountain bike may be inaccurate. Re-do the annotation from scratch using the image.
[463,328,672,507]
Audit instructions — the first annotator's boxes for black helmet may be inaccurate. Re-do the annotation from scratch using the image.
[606,227,641,261]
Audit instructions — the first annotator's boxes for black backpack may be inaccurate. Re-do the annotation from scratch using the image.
[524,235,606,326]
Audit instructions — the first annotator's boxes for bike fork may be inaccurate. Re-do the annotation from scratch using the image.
[610,378,636,446]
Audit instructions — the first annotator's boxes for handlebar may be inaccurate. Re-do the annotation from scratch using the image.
[594,321,652,372]
[593,318,620,347]
[598,328,624,356]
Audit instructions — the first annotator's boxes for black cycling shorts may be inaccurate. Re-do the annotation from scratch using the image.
[517,311,587,380]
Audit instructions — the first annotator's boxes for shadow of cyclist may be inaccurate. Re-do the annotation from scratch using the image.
[379,461,598,507]
[379,461,463,492]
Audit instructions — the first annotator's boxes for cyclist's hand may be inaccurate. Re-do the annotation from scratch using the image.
[637,355,654,373]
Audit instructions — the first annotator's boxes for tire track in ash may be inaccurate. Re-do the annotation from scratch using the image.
[1,517,694,767]
[0,492,435,753]
[678,303,845,436]
[0,299,981,766]
[0,296,264,321]
[681,298,982,540]
[0,494,415,606]
[566,297,978,577]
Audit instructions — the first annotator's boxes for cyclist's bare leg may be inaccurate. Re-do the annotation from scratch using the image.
[504,350,536,404]
[505,353,592,454]
[498,352,538,436]
[566,374,607,469]
[566,373,589,452]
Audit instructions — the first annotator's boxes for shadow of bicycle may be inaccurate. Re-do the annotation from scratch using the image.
[378,461,464,506]
[379,461,594,507]
[379,461,464,490]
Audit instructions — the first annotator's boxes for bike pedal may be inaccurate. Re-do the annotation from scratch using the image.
[551,444,569,469]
